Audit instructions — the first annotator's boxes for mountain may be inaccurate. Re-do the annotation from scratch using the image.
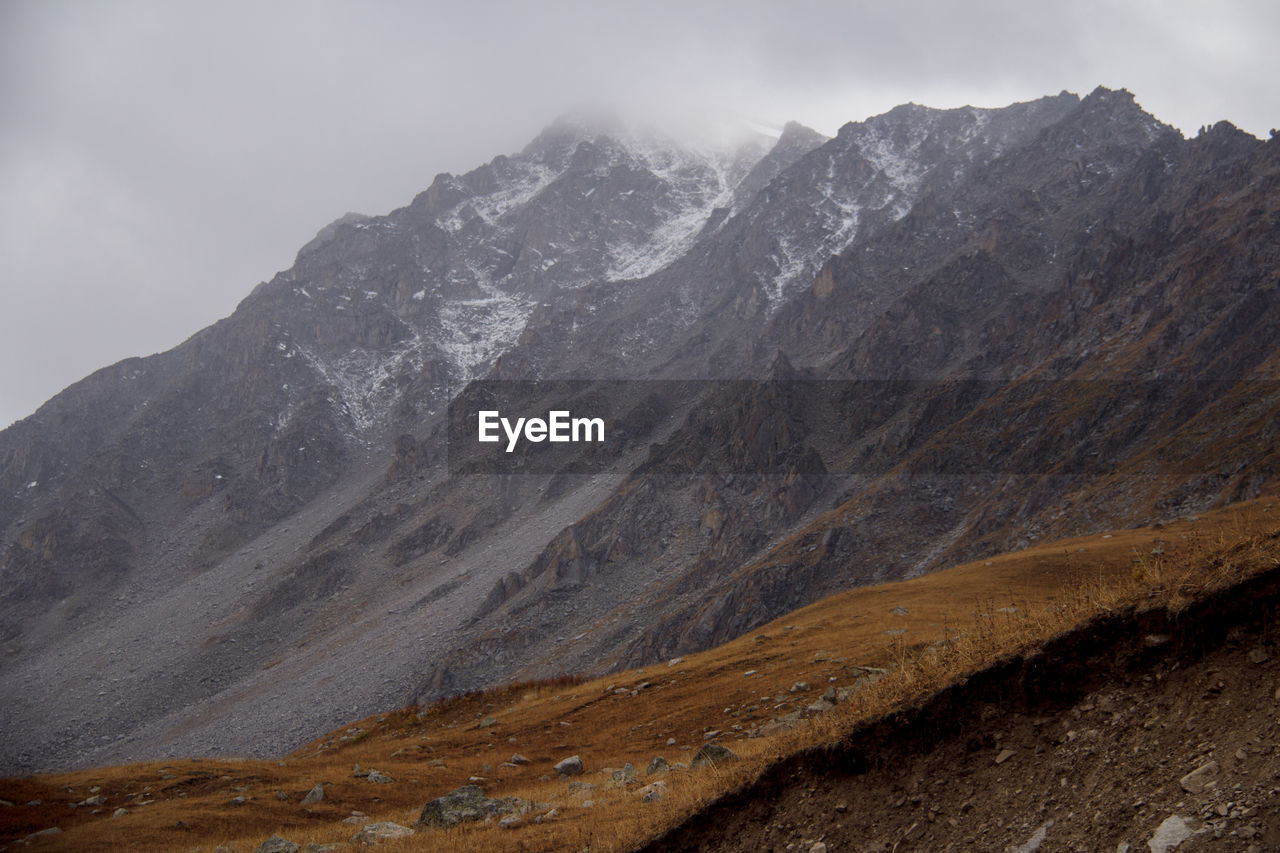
[2,88,1277,775]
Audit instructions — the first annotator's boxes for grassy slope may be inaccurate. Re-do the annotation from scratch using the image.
[2,496,1277,851]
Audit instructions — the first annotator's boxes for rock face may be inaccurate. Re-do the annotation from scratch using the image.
[3,89,1280,774]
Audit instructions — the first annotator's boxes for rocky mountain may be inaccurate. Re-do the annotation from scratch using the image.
[2,87,1277,775]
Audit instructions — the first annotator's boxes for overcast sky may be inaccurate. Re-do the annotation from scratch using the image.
[1,0,1277,428]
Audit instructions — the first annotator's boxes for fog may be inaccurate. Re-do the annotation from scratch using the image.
[2,0,1276,428]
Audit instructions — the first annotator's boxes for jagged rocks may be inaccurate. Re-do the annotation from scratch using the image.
[554,755,584,778]
[366,769,394,784]
[301,783,324,805]
[509,753,530,766]
[417,785,523,828]
[646,756,670,775]
[691,744,738,768]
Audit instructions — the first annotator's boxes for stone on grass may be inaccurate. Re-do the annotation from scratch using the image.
[691,743,738,768]
[554,755,584,778]
[301,784,324,806]
[254,837,300,853]
[639,781,667,803]
[352,821,414,843]
[417,785,523,828]
[608,764,638,787]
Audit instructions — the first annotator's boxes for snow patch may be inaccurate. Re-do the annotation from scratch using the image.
[605,131,768,281]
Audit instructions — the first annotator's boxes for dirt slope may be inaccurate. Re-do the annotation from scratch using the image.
[645,548,1280,852]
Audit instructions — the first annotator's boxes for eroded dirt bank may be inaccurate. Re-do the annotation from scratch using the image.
[644,560,1280,852]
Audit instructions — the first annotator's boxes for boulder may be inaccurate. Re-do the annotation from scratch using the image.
[417,785,523,828]
[554,755,584,778]
[691,743,738,768]
[351,821,413,843]
[254,837,300,853]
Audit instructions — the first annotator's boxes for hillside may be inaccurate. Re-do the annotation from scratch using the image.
[2,495,1276,851]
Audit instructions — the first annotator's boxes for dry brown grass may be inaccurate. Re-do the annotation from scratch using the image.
[3,497,1278,851]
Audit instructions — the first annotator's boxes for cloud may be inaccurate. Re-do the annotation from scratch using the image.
[1,0,1276,426]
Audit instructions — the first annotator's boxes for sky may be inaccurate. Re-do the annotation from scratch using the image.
[1,0,1277,429]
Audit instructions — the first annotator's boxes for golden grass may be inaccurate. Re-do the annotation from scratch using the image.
[3,497,1278,851]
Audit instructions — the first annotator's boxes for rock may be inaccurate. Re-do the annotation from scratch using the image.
[703,729,722,740]
[1010,820,1052,852]
[790,681,809,693]
[534,807,559,824]
[254,837,300,853]
[805,699,836,715]
[301,844,343,853]
[568,781,596,793]
[666,737,677,746]
[1179,761,1219,794]
[554,755,584,777]
[479,716,497,728]
[646,756,670,775]
[510,753,530,765]
[822,687,838,703]
[608,763,638,787]
[366,770,394,784]
[301,783,324,805]
[758,719,794,736]
[1248,648,1270,665]
[230,795,247,805]
[811,844,828,853]
[112,807,129,817]
[498,814,523,829]
[417,785,523,828]
[639,781,667,803]
[691,743,738,768]
[20,828,62,844]
[1147,815,1201,852]
[995,748,1016,765]
[80,794,107,807]
[352,821,414,842]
